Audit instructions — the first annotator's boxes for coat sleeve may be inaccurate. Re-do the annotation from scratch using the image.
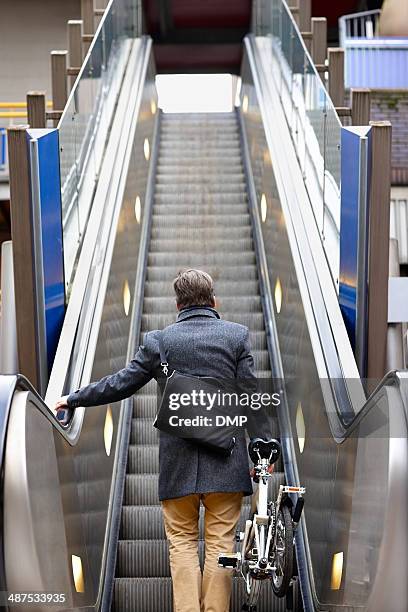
[67,331,160,408]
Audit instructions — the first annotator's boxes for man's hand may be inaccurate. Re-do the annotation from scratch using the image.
[54,396,69,415]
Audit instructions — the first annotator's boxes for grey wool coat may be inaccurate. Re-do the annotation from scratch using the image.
[68,306,264,501]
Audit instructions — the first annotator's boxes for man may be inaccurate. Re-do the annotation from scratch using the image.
[55,269,263,612]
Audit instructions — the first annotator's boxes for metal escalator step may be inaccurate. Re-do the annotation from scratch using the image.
[113,576,287,612]
[130,418,157,445]
[150,203,249,216]
[113,577,173,612]
[154,183,247,194]
[156,173,245,184]
[133,396,157,418]
[117,540,205,577]
[162,112,236,120]
[128,445,159,473]
[147,252,255,268]
[148,238,254,253]
[151,214,250,228]
[160,137,241,146]
[121,506,166,540]
[150,225,252,240]
[154,194,248,205]
[160,125,238,133]
[252,350,271,370]
[157,156,242,166]
[159,147,242,157]
[124,474,160,505]
[156,164,243,174]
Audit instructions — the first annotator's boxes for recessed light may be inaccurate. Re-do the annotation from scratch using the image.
[123,280,131,316]
[274,277,282,314]
[144,138,150,161]
[71,555,85,593]
[104,405,113,456]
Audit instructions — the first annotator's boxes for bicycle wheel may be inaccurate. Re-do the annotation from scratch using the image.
[245,569,262,609]
[271,505,293,597]
[243,523,264,609]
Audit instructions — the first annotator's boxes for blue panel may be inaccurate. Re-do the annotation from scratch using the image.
[0,129,6,169]
[30,129,66,372]
[345,43,408,89]
[339,128,362,351]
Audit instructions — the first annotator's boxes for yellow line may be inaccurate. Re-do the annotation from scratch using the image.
[0,101,52,108]
[0,112,28,118]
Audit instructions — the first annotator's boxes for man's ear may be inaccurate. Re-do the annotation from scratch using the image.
[211,296,216,308]
[176,301,182,311]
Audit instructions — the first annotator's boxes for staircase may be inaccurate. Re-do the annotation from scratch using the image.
[113,112,287,611]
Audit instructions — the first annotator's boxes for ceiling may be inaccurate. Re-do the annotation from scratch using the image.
[143,0,367,73]
[142,0,251,73]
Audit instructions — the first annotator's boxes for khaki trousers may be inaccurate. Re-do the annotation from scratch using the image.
[161,492,243,612]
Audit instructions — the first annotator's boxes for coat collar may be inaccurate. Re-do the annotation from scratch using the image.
[176,305,220,322]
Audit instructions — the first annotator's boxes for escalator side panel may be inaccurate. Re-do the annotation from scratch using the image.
[240,34,408,612]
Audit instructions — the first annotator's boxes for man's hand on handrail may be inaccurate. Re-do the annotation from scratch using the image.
[53,396,72,425]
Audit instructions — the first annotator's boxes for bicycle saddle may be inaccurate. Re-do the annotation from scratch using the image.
[248,438,281,465]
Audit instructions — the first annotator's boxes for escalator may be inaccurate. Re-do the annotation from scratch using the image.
[113,112,286,611]
[1,3,408,612]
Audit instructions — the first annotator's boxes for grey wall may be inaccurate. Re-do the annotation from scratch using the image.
[0,0,80,104]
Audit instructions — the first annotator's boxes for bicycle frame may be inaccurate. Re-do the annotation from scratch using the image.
[218,447,305,607]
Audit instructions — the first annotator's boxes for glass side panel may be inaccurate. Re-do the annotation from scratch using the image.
[58,0,140,291]
[256,0,342,287]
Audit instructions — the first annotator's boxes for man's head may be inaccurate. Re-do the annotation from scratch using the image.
[173,269,215,310]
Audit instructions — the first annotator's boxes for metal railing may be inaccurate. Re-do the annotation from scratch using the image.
[339,9,381,46]
[339,8,408,88]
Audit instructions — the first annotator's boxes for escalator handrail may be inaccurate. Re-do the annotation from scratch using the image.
[244,34,365,435]
[0,374,79,448]
[46,37,151,410]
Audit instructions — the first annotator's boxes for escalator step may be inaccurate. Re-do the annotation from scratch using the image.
[124,474,159,506]
[117,540,205,577]
[149,238,255,253]
[151,203,250,215]
[113,577,287,612]
[151,214,250,228]
[142,295,261,314]
[150,225,252,239]
[127,445,159,473]
[147,252,256,267]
